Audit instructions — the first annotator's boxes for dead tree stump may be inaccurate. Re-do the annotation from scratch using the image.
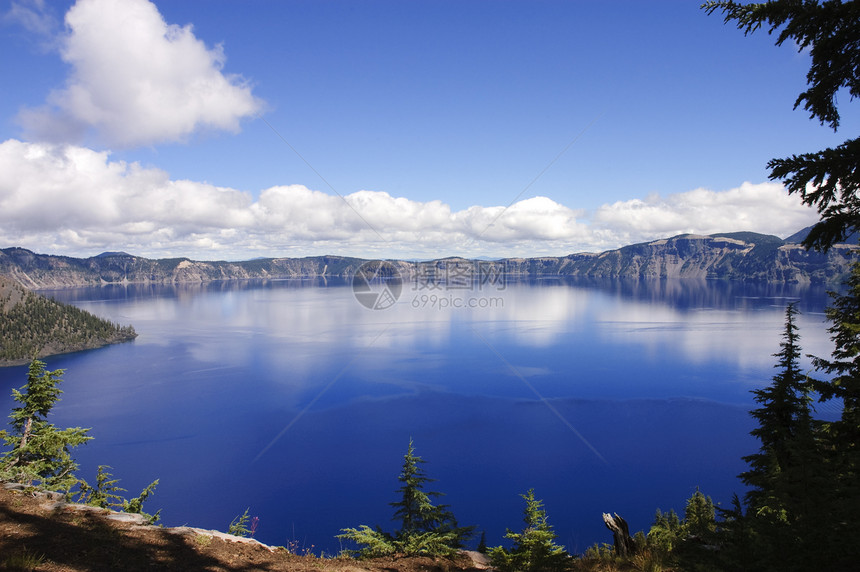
[602,512,637,557]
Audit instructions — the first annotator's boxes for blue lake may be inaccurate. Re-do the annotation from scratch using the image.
[0,277,839,554]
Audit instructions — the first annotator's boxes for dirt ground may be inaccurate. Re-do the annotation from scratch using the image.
[0,485,489,572]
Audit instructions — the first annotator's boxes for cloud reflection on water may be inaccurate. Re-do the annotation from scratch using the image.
[47,277,835,408]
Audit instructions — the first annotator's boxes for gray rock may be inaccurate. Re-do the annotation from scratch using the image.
[105,511,150,525]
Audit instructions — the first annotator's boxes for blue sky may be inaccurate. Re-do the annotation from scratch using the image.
[1,0,856,260]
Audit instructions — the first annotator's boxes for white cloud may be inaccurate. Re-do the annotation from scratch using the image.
[18,0,262,147]
[0,140,819,260]
[593,182,817,245]
[455,196,588,242]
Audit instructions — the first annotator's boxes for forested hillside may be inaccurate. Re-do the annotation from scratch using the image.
[0,276,136,365]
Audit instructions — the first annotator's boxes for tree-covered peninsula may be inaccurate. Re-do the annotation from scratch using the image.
[0,276,136,366]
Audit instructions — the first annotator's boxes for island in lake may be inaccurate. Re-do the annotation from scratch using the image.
[0,276,137,366]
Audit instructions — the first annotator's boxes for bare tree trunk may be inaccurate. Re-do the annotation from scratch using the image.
[18,416,33,451]
[8,416,34,469]
[602,512,636,557]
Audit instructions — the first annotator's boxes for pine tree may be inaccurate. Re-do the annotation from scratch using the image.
[684,488,716,540]
[0,359,91,491]
[647,508,684,553]
[477,531,487,554]
[76,465,126,508]
[488,489,571,572]
[647,490,718,570]
[742,303,819,522]
[813,262,860,459]
[120,478,161,524]
[338,439,472,557]
[391,438,442,535]
[74,465,161,524]
[228,508,253,537]
[808,260,860,566]
[389,439,471,544]
[714,304,832,570]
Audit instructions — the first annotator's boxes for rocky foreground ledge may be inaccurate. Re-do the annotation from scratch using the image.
[0,483,489,572]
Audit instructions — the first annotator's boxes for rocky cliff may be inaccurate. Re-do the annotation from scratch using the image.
[499,232,856,283]
[0,249,367,289]
[555,232,855,282]
[0,230,856,289]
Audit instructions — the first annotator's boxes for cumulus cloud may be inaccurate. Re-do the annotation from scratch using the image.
[592,183,817,245]
[0,140,819,260]
[456,196,589,242]
[18,0,262,147]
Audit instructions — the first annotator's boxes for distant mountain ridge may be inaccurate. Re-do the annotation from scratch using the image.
[0,228,857,289]
[524,231,853,282]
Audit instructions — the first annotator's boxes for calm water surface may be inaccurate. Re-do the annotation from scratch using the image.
[0,278,836,553]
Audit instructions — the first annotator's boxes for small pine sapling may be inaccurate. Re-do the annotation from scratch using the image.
[488,489,571,572]
[477,530,487,554]
[75,465,160,524]
[122,479,161,524]
[338,439,473,557]
[76,465,126,508]
[228,508,253,537]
